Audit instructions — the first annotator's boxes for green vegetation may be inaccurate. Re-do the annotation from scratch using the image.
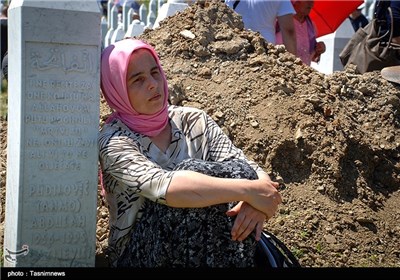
[315,243,323,253]
[291,247,305,259]
[1,78,7,118]
[369,254,379,263]
[299,230,309,240]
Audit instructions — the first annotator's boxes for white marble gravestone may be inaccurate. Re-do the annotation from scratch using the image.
[4,0,101,267]
[311,18,355,75]
[153,0,189,29]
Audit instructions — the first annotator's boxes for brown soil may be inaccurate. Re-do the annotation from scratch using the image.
[1,1,400,268]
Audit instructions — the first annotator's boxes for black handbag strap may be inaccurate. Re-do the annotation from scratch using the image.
[233,0,240,10]
[380,7,399,47]
[386,7,396,45]
[381,7,400,53]
[261,230,301,267]
[374,2,398,45]
[374,0,391,20]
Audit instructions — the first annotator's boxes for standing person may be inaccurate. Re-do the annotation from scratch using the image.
[225,0,297,55]
[99,38,282,267]
[349,4,369,32]
[276,0,326,66]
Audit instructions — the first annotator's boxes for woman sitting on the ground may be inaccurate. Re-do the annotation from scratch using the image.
[99,38,282,267]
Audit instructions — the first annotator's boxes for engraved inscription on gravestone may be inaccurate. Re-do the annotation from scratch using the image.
[25,43,97,264]
[4,0,101,267]
[5,43,99,267]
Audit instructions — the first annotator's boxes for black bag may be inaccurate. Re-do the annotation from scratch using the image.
[255,230,301,268]
[339,7,400,74]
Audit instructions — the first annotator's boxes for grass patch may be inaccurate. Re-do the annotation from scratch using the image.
[299,230,309,239]
[315,242,323,253]
[291,247,305,259]
[0,78,7,118]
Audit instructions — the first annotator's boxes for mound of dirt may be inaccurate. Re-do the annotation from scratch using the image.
[2,1,400,267]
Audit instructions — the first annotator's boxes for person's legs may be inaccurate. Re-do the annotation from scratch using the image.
[117,158,258,267]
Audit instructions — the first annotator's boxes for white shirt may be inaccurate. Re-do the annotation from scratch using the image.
[225,0,295,44]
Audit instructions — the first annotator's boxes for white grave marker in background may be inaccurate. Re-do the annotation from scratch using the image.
[311,18,355,75]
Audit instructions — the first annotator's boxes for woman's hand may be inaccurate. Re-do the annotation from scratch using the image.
[227,173,282,242]
[226,201,266,241]
[245,175,282,220]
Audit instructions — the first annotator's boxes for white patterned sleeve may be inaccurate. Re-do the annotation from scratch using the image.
[99,128,174,204]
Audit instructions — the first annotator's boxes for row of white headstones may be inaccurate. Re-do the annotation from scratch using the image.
[103,0,358,75]
[102,0,193,48]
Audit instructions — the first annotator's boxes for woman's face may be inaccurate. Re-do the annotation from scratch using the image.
[126,49,165,115]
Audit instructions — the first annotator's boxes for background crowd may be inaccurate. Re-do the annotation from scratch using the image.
[1,0,399,80]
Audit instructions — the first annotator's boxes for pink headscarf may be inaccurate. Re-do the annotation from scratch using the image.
[100,38,169,137]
